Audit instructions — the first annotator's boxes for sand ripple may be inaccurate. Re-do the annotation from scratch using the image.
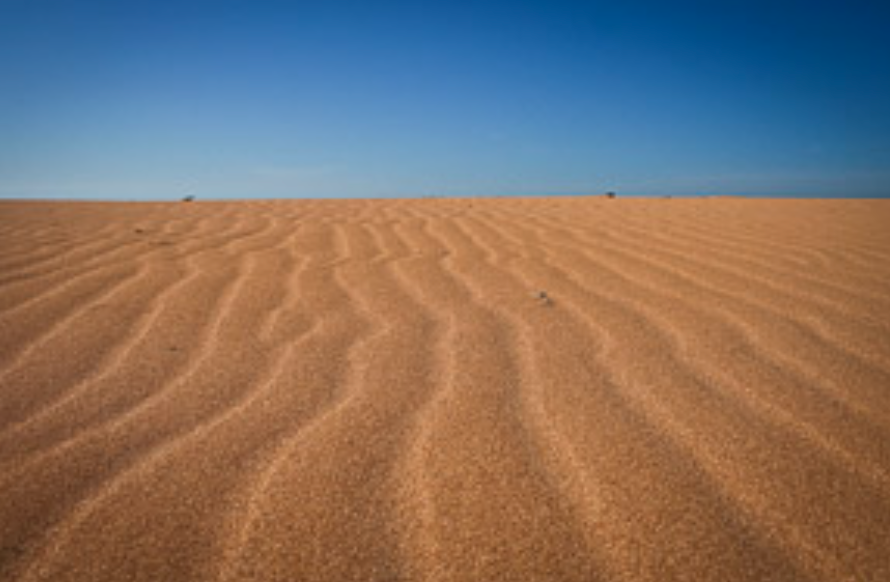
[1,198,889,581]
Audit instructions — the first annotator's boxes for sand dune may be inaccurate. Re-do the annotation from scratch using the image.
[1,197,889,581]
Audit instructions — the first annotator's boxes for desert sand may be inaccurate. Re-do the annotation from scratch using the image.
[0,196,889,581]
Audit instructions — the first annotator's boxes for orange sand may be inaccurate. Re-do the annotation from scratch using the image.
[0,197,889,581]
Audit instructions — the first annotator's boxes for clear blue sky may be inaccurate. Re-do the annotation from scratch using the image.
[1,0,888,199]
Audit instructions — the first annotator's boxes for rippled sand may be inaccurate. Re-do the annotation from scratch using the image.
[1,197,889,581]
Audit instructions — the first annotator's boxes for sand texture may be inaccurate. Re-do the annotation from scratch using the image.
[0,197,889,581]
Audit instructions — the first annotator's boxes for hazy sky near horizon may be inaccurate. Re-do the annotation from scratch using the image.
[1,0,889,199]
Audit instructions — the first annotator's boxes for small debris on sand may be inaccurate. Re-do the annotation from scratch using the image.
[534,291,553,306]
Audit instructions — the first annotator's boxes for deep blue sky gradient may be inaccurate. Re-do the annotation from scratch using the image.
[2,0,889,199]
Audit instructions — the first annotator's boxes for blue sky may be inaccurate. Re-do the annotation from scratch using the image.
[1,0,888,199]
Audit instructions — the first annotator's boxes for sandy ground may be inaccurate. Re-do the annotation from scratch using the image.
[0,197,889,582]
